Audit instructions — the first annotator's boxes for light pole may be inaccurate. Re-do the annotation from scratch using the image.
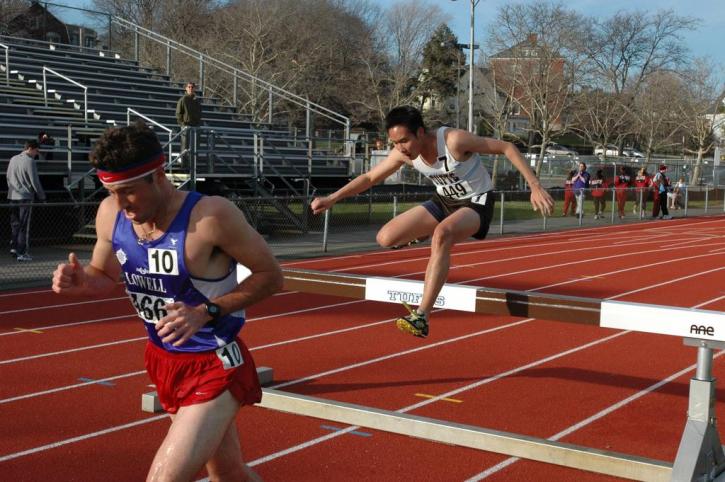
[452,0,481,133]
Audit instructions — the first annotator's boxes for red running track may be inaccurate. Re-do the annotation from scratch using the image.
[1,216,724,481]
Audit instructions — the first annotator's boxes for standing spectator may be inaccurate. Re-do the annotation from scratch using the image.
[590,169,608,219]
[562,170,576,216]
[6,140,46,261]
[614,165,631,219]
[37,130,56,161]
[176,81,203,166]
[673,176,687,210]
[652,164,671,219]
[633,167,652,216]
[572,162,590,217]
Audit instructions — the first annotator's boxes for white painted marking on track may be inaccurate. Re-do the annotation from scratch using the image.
[467,352,725,480]
[526,251,723,292]
[0,371,146,405]
[0,414,169,463]
[3,217,724,469]
[0,337,146,365]
[0,296,128,315]
[0,314,135,337]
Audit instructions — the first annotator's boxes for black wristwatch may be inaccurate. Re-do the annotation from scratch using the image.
[204,301,222,323]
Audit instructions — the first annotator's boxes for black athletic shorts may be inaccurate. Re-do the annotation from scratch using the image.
[422,191,495,240]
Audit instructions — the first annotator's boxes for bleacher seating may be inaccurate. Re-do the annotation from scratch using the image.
[0,35,350,201]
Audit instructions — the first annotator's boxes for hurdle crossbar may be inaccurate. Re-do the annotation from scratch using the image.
[279,268,725,480]
[282,268,601,325]
[259,388,671,481]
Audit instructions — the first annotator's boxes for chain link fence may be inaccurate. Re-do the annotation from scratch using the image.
[2,185,723,289]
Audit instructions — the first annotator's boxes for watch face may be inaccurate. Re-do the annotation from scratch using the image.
[206,302,221,317]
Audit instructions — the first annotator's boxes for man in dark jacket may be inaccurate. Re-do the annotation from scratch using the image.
[6,140,46,261]
[176,82,203,167]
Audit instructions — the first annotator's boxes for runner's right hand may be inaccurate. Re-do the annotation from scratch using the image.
[310,196,334,215]
[52,252,87,295]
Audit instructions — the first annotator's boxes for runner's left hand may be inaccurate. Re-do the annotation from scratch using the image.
[156,302,209,347]
[530,185,554,216]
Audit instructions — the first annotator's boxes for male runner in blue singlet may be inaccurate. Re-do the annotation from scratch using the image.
[311,106,553,338]
[52,122,282,481]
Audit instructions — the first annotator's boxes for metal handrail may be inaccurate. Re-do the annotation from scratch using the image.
[110,16,351,142]
[0,43,8,86]
[127,108,173,161]
[43,67,88,124]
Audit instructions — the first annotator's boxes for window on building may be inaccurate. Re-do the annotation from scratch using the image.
[46,32,61,43]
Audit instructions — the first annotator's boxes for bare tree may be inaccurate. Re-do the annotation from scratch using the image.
[577,9,697,156]
[581,10,697,96]
[571,89,632,159]
[0,0,27,33]
[633,71,689,162]
[488,2,588,176]
[678,59,725,185]
[478,56,521,187]
[352,0,446,130]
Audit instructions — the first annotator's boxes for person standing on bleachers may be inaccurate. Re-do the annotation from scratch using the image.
[176,82,203,167]
[6,140,46,261]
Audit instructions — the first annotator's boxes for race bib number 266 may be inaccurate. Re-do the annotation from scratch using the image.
[128,291,174,324]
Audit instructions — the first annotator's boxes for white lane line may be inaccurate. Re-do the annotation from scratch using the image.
[3,219,724,465]
[0,371,146,405]
[249,330,629,467]
[467,353,725,481]
[693,295,725,309]
[1,257,719,463]
[0,282,126,298]
[526,251,722,292]
[0,296,129,316]
[0,414,169,463]
[282,217,725,267]
[606,267,725,300]
[332,234,699,274]
[0,337,146,365]
[0,314,135,337]
[269,318,534,390]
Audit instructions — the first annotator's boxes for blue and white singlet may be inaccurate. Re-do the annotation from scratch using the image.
[112,191,245,353]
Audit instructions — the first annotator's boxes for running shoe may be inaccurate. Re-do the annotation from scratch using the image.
[16,254,33,262]
[395,302,429,338]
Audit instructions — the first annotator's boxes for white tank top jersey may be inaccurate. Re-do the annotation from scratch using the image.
[411,127,493,201]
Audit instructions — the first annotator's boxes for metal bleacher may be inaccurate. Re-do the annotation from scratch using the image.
[0,34,352,206]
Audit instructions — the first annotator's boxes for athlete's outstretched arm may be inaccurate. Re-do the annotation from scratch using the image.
[52,197,122,296]
[310,152,407,214]
[446,129,554,215]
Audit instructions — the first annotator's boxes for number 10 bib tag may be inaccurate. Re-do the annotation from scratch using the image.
[216,341,244,370]
[148,248,179,275]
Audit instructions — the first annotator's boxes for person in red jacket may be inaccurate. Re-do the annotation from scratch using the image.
[562,169,576,216]
[614,166,631,219]
[633,167,651,217]
[590,169,608,219]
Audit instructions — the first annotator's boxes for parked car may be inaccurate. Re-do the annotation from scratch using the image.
[623,147,644,159]
[528,142,579,158]
[593,144,620,156]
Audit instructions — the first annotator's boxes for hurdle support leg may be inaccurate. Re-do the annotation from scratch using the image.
[672,339,725,481]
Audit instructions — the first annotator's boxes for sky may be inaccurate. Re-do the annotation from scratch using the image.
[49,0,725,79]
[431,0,725,75]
